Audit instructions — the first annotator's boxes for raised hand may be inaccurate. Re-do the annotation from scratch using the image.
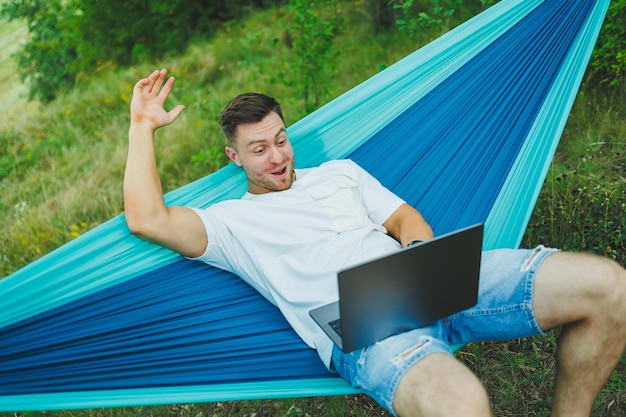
[130,69,186,130]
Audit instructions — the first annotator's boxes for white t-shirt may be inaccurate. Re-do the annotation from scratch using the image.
[190,159,406,367]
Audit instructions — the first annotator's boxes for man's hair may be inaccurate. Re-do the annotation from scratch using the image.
[219,93,284,148]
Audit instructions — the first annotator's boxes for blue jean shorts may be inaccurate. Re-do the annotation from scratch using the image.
[330,246,558,416]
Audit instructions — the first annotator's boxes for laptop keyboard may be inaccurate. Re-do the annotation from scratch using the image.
[329,319,343,336]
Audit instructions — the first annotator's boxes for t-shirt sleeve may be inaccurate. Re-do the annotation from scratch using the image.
[186,207,238,269]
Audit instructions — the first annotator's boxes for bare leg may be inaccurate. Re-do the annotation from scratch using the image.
[532,252,626,417]
[393,353,492,417]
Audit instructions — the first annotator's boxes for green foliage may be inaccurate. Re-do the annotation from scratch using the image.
[367,0,397,34]
[478,0,498,9]
[0,0,81,102]
[590,0,626,86]
[74,0,219,66]
[284,0,344,112]
[3,0,626,103]
[392,0,459,43]
[0,0,284,103]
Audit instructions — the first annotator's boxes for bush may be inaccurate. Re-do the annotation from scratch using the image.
[1,0,80,102]
[0,0,285,103]
[590,0,626,86]
[284,0,344,112]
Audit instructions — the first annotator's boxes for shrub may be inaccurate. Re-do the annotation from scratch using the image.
[1,0,80,102]
[590,0,626,86]
[284,0,344,112]
[0,0,285,103]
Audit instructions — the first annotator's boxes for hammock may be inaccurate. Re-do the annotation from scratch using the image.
[0,0,608,411]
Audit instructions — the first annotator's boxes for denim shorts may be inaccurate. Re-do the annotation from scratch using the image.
[330,246,558,416]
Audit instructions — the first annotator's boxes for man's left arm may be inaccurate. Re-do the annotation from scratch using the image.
[382,203,434,247]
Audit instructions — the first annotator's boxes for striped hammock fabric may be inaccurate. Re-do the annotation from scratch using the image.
[0,0,609,411]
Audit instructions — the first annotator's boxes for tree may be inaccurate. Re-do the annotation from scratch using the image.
[0,0,283,103]
[1,0,80,102]
[590,0,626,86]
[284,0,343,112]
[368,0,396,34]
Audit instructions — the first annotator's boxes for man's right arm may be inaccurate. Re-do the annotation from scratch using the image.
[123,69,208,258]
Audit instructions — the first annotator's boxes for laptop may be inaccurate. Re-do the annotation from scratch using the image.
[309,223,483,352]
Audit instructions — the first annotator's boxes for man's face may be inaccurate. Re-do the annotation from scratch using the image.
[225,111,295,194]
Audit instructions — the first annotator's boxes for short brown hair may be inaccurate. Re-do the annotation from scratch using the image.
[219,93,284,148]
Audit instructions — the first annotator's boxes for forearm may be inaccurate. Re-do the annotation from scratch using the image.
[383,203,434,247]
[399,214,434,247]
[123,123,167,235]
[122,70,208,256]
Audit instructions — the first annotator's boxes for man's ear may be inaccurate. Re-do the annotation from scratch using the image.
[225,146,241,166]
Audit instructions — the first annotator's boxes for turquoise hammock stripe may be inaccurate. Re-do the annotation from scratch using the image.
[0,0,609,410]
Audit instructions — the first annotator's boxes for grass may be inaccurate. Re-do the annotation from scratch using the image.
[522,85,626,262]
[1,0,625,415]
[0,15,30,116]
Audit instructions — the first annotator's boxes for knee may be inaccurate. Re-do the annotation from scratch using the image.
[396,374,490,417]
[596,257,626,301]
[393,353,491,417]
[444,377,491,417]
[607,260,626,320]
[534,252,626,330]
[585,256,626,322]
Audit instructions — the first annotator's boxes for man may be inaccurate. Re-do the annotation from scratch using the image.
[124,69,626,417]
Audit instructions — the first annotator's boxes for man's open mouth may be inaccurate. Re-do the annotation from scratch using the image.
[272,167,287,176]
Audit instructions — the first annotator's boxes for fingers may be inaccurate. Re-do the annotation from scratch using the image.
[158,73,177,99]
[134,77,150,91]
[134,69,169,95]
[149,69,168,94]
[168,104,186,123]
[131,69,185,126]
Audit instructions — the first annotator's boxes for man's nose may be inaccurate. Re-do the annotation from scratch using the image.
[268,146,284,164]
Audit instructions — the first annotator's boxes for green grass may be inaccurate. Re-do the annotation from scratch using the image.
[0,15,30,115]
[522,85,626,263]
[1,1,625,416]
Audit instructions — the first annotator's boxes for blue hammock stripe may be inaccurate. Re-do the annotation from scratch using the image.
[0,0,609,410]
[2,260,329,394]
